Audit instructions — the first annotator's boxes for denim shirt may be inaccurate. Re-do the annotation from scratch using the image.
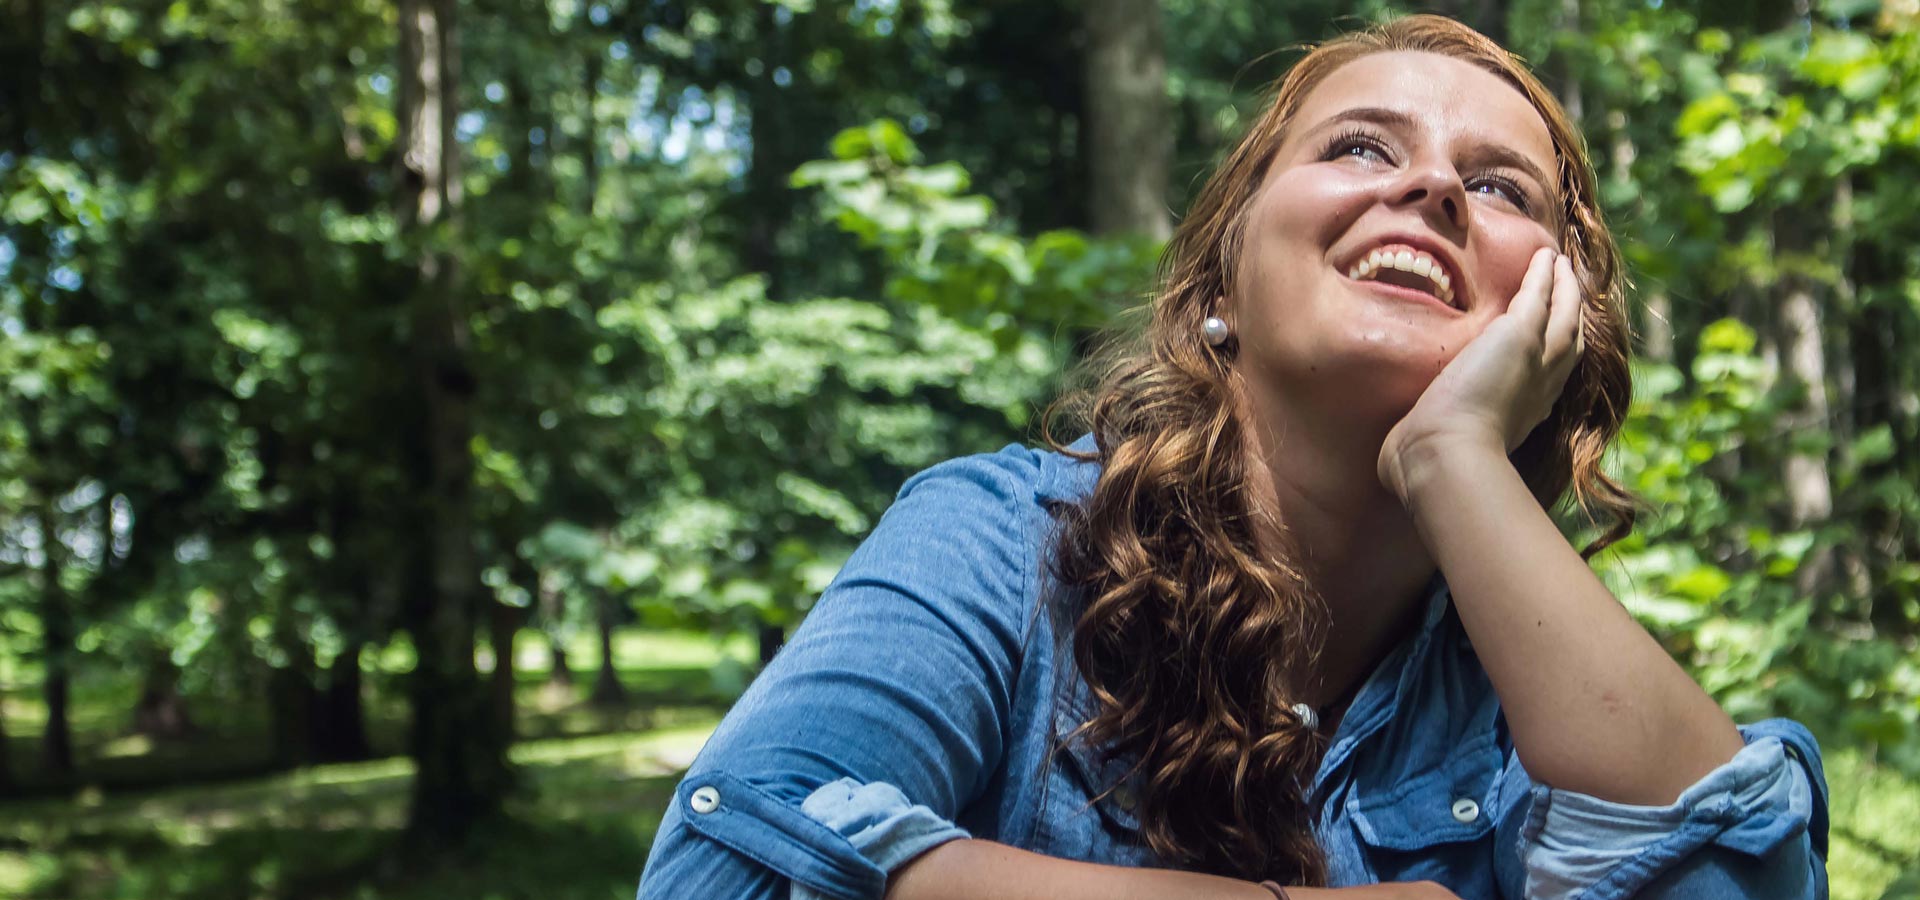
[636,440,1829,900]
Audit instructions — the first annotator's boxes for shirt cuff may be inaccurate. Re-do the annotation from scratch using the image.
[1518,733,1819,899]
[790,778,972,900]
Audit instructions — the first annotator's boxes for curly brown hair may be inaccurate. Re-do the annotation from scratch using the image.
[1042,14,1639,886]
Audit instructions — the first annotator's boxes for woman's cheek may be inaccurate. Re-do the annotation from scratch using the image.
[1476,247,1550,313]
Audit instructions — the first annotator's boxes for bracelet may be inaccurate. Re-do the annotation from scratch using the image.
[1258,881,1291,900]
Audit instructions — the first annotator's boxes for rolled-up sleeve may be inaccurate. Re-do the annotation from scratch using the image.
[636,450,1040,900]
[1503,718,1828,900]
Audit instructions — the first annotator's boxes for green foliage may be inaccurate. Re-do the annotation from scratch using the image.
[1605,317,1920,769]
[609,121,1152,634]
[795,119,1157,348]
[1572,0,1920,781]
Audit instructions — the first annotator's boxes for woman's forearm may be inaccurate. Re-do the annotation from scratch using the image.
[886,840,1450,900]
[885,840,1276,900]
[1396,436,1744,806]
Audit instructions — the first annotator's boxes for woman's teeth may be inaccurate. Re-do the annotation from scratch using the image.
[1346,247,1456,307]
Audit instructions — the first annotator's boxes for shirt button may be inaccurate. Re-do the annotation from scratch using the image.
[1451,797,1480,824]
[1112,786,1137,812]
[689,785,721,815]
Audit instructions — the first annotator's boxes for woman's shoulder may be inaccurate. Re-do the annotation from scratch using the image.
[892,434,1101,517]
[805,439,1098,654]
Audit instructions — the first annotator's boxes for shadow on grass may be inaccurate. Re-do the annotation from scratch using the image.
[3,663,736,798]
[6,770,681,900]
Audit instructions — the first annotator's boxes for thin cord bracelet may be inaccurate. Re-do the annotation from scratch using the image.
[1258,881,1291,899]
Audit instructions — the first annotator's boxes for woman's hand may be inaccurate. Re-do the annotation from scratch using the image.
[1377,246,1584,504]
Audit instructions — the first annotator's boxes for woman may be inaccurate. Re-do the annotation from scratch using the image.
[637,15,1826,900]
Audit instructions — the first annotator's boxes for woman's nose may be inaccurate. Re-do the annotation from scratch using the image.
[1391,163,1468,233]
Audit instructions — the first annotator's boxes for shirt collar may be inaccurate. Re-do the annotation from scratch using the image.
[1035,432,1101,507]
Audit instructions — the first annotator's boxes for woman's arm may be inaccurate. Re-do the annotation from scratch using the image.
[636,452,1036,899]
[1380,249,1743,806]
[1393,439,1743,805]
[887,840,1462,900]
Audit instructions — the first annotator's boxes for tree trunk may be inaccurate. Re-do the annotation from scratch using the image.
[397,0,510,845]
[132,656,196,740]
[589,592,626,706]
[1770,210,1837,596]
[742,0,792,287]
[757,624,785,667]
[1827,177,1885,605]
[1081,0,1172,241]
[534,565,573,687]
[313,643,372,762]
[581,37,601,261]
[267,636,318,768]
[489,600,528,739]
[36,499,74,782]
[0,692,12,796]
[548,633,574,686]
[1552,0,1583,124]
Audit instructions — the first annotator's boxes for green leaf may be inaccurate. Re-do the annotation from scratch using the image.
[1699,318,1758,355]
[1669,564,1734,603]
[1852,425,1895,465]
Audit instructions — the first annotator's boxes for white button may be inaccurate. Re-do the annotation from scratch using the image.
[690,785,721,814]
[1451,797,1480,824]
[1291,702,1319,731]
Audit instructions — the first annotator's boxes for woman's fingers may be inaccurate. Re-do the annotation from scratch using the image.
[1507,247,1556,334]
[1544,253,1582,364]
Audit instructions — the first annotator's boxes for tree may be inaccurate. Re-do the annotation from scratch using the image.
[1084,0,1173,240]
[396,0,512,843]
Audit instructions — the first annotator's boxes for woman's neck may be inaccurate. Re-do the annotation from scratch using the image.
[1236,379,1438,708]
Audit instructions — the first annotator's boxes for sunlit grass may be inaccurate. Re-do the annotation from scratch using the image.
[0,627,741,900]
[1826,747,1920,900]
[0,722,705,900]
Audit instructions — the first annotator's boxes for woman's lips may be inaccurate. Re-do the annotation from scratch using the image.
[1341,268,1465,314]
[1344,243,1457,307]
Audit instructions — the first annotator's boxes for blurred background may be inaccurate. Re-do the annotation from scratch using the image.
[2,0,1918,897]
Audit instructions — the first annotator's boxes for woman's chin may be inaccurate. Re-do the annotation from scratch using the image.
[1274,344,1444,428]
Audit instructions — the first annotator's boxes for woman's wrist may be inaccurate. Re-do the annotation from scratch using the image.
[1378,426,1508,508]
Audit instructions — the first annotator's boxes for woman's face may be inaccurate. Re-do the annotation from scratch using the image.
[1230,50,1563,428]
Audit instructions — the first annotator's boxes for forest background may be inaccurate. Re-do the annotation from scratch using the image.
[3,0,1919,897]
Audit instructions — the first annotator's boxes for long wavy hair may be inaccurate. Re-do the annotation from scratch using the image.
[1043,15,1638,886]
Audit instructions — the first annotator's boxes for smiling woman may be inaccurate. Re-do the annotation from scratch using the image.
[634,15,1827,900]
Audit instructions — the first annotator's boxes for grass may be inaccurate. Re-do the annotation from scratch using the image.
[0,628,748,900]
[0,724,715,900]
[0,629,753,790]
[2,628,1917,898]
[1827,748,1920,900]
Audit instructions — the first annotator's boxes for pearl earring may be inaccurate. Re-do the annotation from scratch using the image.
[1202,316,1231,347]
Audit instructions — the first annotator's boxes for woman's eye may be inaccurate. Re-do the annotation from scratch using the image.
[1469,177,1531,212]
[1339,142,1385,162]
[1322,132,1391,165]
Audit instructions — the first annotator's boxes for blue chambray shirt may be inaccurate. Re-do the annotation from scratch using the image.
[637,439,1829,900]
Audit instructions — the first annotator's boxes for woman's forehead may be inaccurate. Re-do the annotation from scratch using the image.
[1285,51,1557,169]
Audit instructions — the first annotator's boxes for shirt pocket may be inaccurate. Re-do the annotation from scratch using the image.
[1031,703,1159,867]
[1346,731,1502,886]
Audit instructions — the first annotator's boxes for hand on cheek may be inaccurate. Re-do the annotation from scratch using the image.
[1377,247,1585,502]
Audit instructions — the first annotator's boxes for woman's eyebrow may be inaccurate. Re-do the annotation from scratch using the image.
[1313,105,1420,135]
